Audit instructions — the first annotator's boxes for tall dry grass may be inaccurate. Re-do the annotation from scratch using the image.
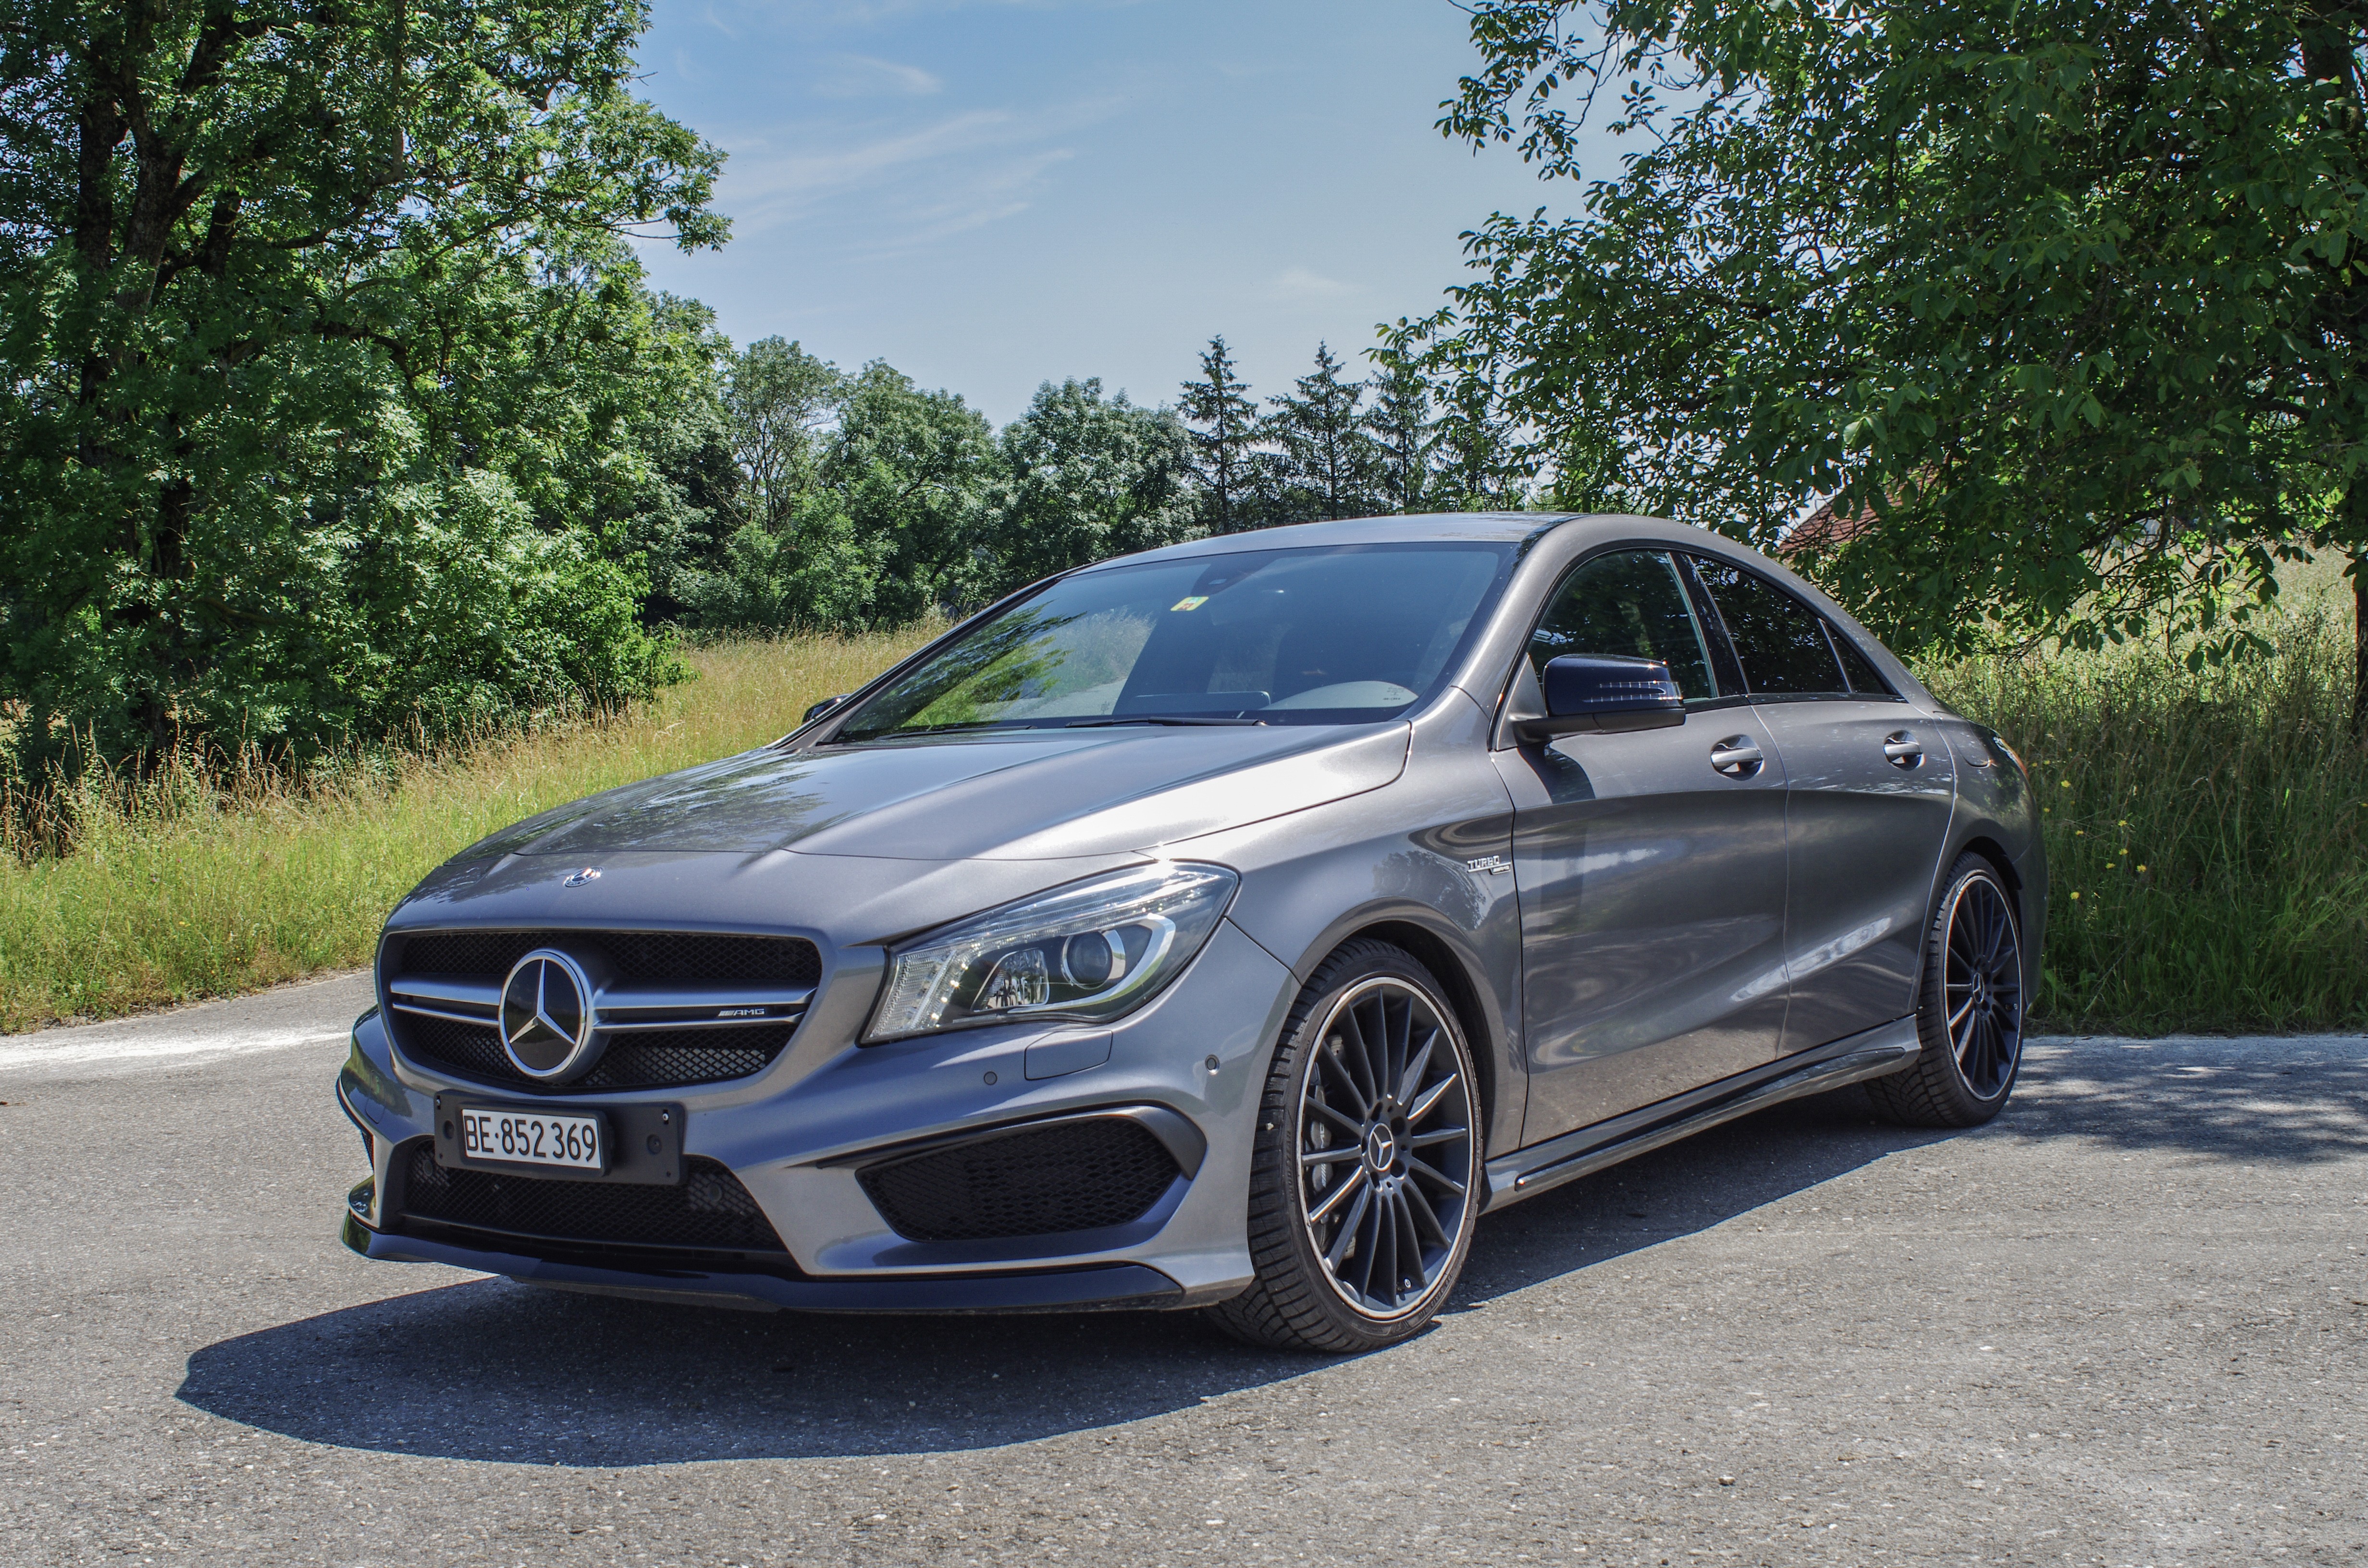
[0,632,928,1032]
[1926,606,2368,1034]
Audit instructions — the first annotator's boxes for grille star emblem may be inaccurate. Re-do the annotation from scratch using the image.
[498,949,603,1080]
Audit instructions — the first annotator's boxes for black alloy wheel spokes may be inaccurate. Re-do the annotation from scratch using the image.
[1942,875,2023,1099]
[1298,978,1475,1319]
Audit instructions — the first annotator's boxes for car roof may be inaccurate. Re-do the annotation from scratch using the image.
[1090,512,1585,566]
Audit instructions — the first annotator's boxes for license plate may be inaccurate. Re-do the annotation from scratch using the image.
[458,1106,604,1172]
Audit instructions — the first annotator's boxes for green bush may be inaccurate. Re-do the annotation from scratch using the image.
[1927,609,2368,1034]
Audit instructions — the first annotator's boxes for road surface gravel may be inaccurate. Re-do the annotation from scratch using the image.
[3,974,2363,1566]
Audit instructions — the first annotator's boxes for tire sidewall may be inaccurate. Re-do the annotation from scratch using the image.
[1920,857,2026,1113]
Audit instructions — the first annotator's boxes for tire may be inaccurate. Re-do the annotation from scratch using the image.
[1866,852,2028,1128]
[1208,939,1484,1353]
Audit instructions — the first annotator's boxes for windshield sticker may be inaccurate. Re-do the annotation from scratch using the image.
[1169,596,1209,612]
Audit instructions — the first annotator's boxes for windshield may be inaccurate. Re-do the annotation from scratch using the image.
[830,542,1514,741]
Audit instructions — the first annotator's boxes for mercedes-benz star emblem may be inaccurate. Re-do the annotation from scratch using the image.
[562,866,601,887]
[499,949,602,1080]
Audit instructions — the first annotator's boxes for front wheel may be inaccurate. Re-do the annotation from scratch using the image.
[1209,940,1483,1353]
[1867,852,2028,1128]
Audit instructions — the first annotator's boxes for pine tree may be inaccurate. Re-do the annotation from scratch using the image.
[1364,354,1437,514]
[1267,343,1384,522]
[1177,335,1262,534]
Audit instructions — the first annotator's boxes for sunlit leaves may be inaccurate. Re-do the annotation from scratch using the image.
[1413,0,2368,659]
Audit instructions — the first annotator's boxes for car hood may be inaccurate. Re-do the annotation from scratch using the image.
[465,722,1412,864]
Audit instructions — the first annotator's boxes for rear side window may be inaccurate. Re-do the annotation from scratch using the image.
[1688,556,1847,696]
[1530,550,1721,701]
[1828,626,1896,696]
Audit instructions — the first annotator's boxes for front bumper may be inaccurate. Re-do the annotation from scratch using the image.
[335,919,1297,1312]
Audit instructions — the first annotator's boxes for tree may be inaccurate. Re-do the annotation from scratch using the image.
[1178,335,1262,533]
[992,379,1200,589]
[724,338,845,532]
[1266,343,1384,521]
[1414,0,2368,697]
[829,362,1005,624]
[1364,353,1439,513]
[684,359,999,634]
[0,0,724,762]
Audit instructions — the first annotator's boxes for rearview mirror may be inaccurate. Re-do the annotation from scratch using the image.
[802,694,848,724]
[1516,655,1684,742]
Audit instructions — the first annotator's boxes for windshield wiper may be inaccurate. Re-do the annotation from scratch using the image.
[1063,716,1266,728]
[826,721,1037,744]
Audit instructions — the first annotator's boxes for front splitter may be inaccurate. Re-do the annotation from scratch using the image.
[340,1214,1188,1314]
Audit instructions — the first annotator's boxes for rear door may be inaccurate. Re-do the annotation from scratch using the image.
[1491,548,1793,1142]
[1684,554,1955,1053]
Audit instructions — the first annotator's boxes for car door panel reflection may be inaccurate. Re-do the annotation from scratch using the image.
[1495,710,1790,1141]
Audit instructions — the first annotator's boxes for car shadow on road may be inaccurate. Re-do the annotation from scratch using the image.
[173,1087,1950,1466]
[173,1035,2367,1465]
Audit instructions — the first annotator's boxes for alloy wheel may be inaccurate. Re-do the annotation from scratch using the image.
[1942,872,2023,1099]
[1295,977,1477,1320]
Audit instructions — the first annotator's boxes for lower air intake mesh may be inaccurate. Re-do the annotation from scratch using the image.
[398,1142,786,1253]
[859,1117,1182,1243]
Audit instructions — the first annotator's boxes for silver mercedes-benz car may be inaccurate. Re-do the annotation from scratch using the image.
[336,513,2043,1351]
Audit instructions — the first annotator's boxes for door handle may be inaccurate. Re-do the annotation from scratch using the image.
[1709,737,1764,778]
[1883,731,1924,768]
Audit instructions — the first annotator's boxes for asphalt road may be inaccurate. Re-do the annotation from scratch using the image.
[3,976,2363,1568]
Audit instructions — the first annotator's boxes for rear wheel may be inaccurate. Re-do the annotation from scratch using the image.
[1867,853,2027,1128]
[1209,940,1482,1353]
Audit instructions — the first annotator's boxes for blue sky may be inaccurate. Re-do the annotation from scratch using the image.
[630,0,1597,425]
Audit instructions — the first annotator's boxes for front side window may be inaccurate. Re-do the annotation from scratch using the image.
[830,543,1513,741]
[1688,556,1849,696]
[1529,550,1721,701]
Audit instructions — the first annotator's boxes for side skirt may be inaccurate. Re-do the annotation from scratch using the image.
[1480,1015,1920,1212]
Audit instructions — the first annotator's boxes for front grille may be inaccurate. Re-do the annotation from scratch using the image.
[397,1141,787,1254]
[383,927,818,1092]
[860,1117,1183,1243]
[396,1011,798,1091]
[393,930,820,988]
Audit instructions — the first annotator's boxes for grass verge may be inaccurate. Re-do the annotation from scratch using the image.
[1927,605,2368,1035]
[0,633,927,1033]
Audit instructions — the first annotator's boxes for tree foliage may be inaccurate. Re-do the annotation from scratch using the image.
[0,0,724,764]
[992,378,1199,590]
[1411,0,2368,674]
[1177,335,1262,534]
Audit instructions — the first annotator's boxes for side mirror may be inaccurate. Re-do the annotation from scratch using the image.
[1517,655,1684,742]
[802,694,849,724]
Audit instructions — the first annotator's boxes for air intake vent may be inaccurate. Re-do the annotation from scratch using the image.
[392,930,820,989]
[397,1012,798,1092]
[859,1116,1183,1243]
[397,1141,787,1253]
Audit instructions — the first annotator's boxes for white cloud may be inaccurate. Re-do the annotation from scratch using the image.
[711,97,1116,250]
[1267,266,1357,301]
[814,53,944,98]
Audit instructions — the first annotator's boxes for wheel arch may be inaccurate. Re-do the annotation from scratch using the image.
[1954,832,2029,926]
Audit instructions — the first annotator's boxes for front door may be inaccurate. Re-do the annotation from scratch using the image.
[1492,549,1793,1144]
[1685,555,1957,1053]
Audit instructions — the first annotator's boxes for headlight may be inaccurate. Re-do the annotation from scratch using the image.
[864,862,1238,1042]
